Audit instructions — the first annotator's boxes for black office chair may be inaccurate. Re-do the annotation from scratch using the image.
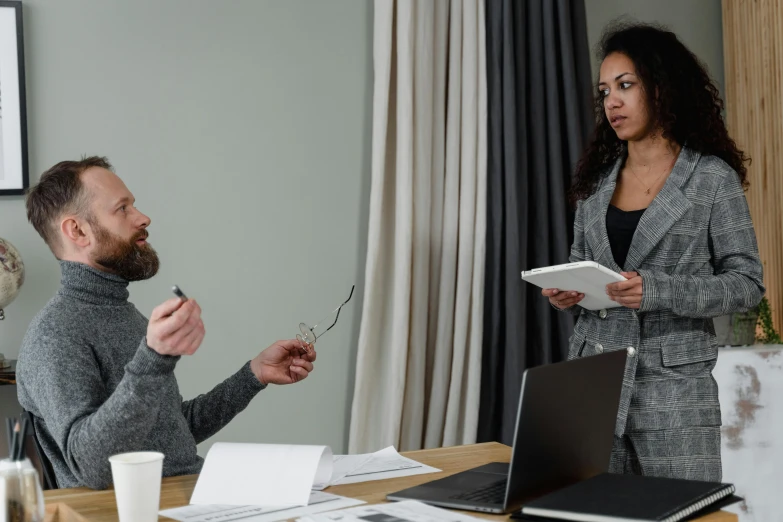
[21,411,58,490]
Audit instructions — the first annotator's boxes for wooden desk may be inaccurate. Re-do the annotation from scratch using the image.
[43,442,737,522]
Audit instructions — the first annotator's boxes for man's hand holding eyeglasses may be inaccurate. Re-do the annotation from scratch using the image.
[250,339,317,386]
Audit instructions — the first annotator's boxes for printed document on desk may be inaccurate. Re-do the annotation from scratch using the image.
[161,491,364,522]
[329,446,440,485]
[313,453,374,489]
[297,500,482,522]
[190,443,333,506]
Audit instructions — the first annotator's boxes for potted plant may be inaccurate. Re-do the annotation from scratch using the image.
[731,296,781,345]
[754,296,782,344]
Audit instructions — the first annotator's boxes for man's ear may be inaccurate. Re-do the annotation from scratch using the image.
[60,216,91,249]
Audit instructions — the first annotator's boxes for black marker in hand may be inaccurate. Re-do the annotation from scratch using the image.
[172,285,188,301]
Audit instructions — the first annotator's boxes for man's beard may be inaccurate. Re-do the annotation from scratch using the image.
[91,223,160,282]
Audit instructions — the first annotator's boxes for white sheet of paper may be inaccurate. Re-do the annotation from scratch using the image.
[160,491,364,522]
[320,454,374,487]
[296,500,482,522]
[190,443,333,506]
[330,447,440,485]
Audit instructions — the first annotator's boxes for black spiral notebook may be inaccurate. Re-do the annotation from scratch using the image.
[516,473,736,522]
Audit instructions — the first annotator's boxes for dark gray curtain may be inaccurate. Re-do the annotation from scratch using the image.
[478,0,593,445]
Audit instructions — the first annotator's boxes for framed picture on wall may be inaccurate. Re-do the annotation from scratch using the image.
[0,1,28,195]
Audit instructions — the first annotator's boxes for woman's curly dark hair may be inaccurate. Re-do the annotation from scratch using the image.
[569,21,750,204]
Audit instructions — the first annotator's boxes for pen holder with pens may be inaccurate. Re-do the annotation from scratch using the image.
[0,458,45,522]
[1,415,45,521]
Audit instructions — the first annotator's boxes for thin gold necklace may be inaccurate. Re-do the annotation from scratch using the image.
[628,157,675,195]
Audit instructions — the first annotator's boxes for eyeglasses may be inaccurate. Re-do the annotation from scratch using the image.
[297,285,355,352]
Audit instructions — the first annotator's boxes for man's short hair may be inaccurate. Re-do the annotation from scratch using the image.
[25,156,113,255]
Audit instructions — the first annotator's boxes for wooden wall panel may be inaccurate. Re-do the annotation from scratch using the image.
[723,0,783,331]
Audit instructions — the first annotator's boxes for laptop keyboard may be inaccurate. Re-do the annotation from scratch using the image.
[450,479,507,504]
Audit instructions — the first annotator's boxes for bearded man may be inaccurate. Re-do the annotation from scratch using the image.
[17,157,316,489]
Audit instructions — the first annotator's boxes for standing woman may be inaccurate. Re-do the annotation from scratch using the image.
[543,22,765,481]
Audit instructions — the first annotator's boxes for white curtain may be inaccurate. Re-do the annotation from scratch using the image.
[349,0,487,453]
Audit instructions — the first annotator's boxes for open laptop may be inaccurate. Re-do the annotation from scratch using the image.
[386,350,627,514]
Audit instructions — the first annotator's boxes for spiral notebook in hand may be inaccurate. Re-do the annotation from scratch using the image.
[517,473,736,522]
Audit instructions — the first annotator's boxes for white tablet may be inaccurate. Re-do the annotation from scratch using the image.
[521,261,626,310]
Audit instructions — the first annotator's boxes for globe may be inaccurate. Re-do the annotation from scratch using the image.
[0,237,25,320]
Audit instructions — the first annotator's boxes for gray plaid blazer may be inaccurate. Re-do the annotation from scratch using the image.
[564,146,765,437]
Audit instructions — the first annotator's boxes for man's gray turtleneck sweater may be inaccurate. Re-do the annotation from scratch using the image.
[16,261,266,489]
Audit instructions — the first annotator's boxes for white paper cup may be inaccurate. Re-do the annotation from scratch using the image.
[108,452,164,522]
